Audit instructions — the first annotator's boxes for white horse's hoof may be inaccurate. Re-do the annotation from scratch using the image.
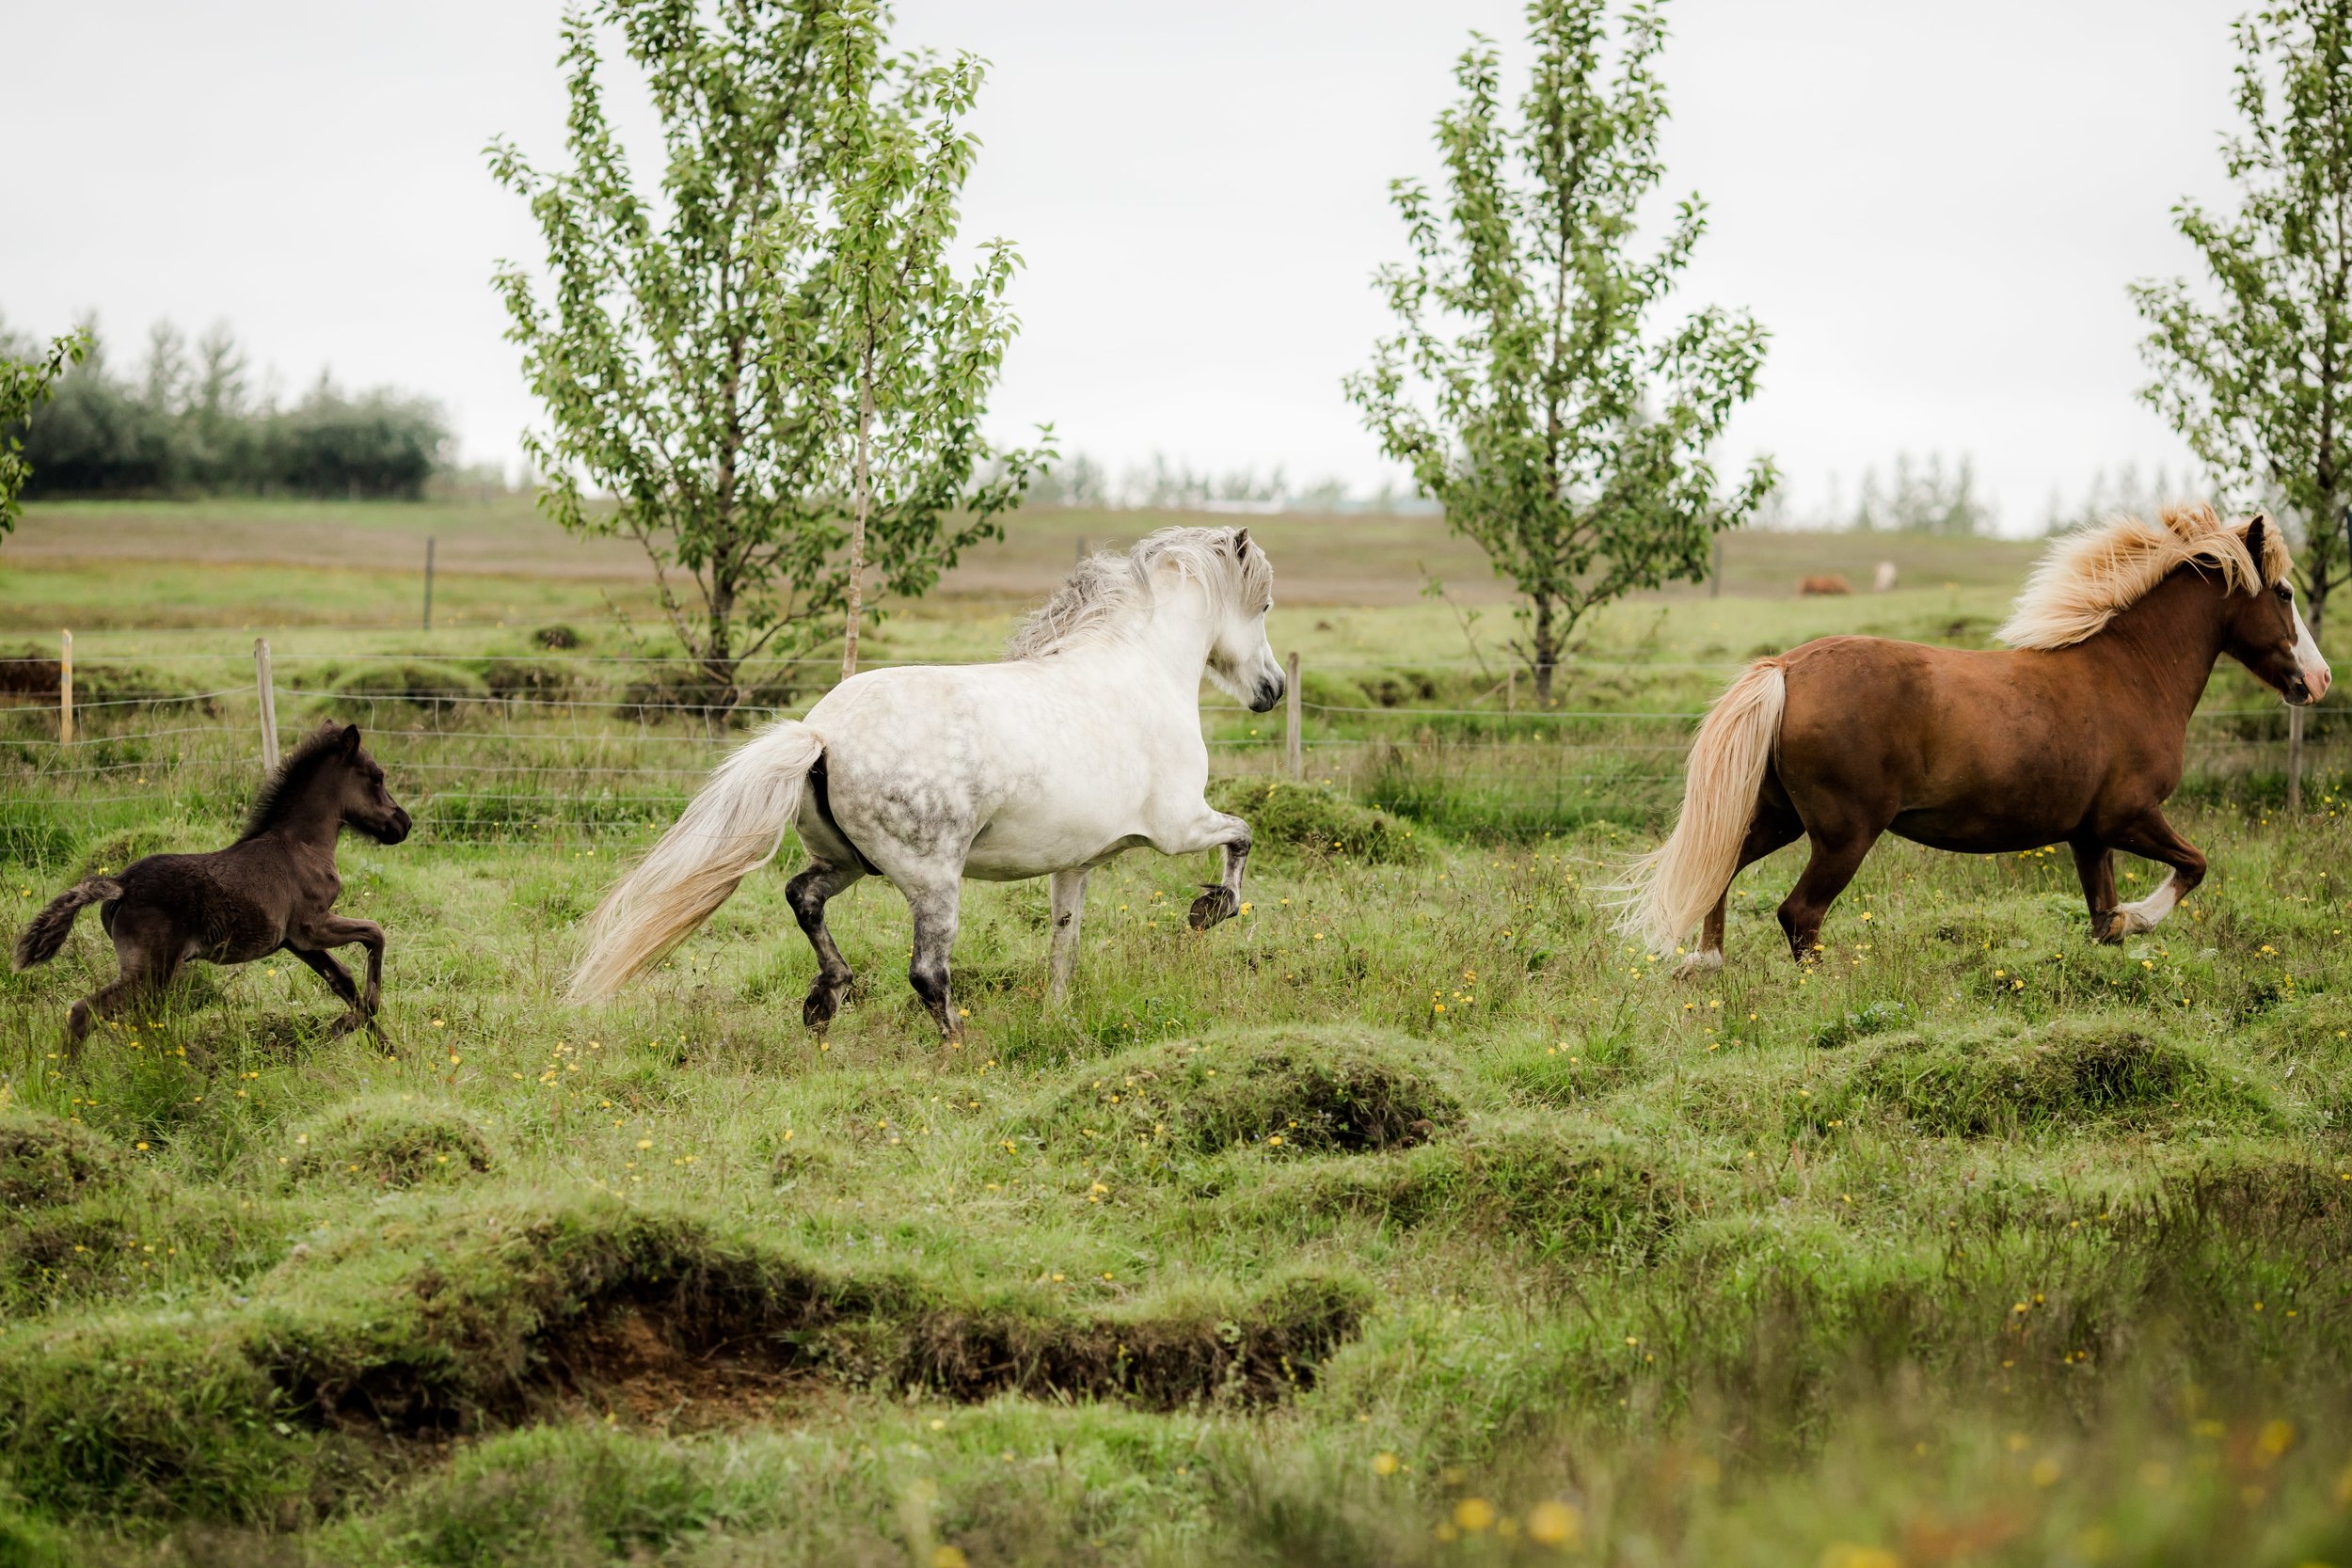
[1672,951,1724,979]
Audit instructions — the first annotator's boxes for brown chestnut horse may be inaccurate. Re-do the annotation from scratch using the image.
[1620,504,2332,972]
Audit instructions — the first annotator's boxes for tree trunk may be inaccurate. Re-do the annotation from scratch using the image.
[704,579,738,729]
[841,340,876,682]
[1530,596,1559,705]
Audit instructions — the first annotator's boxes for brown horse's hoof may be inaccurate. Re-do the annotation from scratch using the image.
[803,985,841,1031]
[1188,884,1239,930]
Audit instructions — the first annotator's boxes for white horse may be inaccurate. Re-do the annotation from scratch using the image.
[570,526,1285,1040]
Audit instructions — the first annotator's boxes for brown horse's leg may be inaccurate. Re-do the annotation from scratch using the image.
[288,947,367,1035]
[1776,828,1881,963]
[2104,811,2207,937]
[1678,808,1803,976]
[2071,839,2121,942]
[787,861,866,1032]
[68,953,177,1053]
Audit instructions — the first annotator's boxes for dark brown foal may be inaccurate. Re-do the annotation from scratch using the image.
[1625,506,2331,969]
[12,721,411,1048]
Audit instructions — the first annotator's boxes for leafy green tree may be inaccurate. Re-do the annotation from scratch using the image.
[796,4,1046,677]
[2133,0,2352,809]
[0,326,88,533]
[491,0,1041,703]
[1346,0,1772,702]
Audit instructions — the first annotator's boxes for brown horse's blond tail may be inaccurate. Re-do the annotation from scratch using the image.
[569,721,825,1004]
[1613,659,1786,953]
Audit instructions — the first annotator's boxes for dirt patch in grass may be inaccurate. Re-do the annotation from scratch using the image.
[1857,1018,2270,1137]
[0,1115,121,1211]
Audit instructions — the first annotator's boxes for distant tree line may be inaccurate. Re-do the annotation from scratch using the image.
[1016,451,1433,514]
[0,316,451,500]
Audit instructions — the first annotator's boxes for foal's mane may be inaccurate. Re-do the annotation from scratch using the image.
[1995,501,2291,652]
[237,725,350,842]
[1006,526,1273,658]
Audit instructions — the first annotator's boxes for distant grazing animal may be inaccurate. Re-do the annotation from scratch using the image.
[13,721,410,1047]
[571,526,1286,1042]
[1620,504,2329,973]
[1798,575,1851,596]
[1872,561,1899,594]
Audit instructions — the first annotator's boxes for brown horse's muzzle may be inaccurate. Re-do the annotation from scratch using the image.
[374,808,413,845]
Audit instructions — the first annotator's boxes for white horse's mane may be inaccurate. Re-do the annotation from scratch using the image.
[1006,526,1273,658]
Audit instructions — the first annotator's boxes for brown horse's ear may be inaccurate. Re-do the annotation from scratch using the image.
[340,723,362,757]
[1232,528,1250,558]
[2246,514,2272,583]
[314,718,341,738]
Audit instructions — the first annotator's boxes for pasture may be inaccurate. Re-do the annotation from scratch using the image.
[2,501,2351,1566]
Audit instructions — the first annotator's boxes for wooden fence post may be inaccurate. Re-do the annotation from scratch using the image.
[255,638,280,773]
[58,630,72,746]
[1285,650,1303,782]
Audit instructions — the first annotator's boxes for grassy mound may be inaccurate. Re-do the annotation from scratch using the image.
[0,1116,119,1212]
[473,657,575,702]
[321,661,487,718]
[1857,1017,2269,1136]
[1024,1025,1462,1164]
[285,1097,495,1188]
[1206,778,1425,864]
[0,1198,1370,1520]
[1225,1116,1697,1260]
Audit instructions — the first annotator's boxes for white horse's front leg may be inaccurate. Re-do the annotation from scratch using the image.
[1048,867,1089,1002]
[1150,805,1252,931]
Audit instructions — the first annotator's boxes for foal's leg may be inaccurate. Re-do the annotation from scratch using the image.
[1677,807,1803,977]
[1146,803,1252,930]
[786,861,865,1031]
[899,875,965,1043]
[69,911,182,1051]
[1776,826,1883,963]
[1048,867,1089,1003]
[2071,839,2121,942]
[287,947,367,1036]
[309,915,388,1035]
[2103,811,2207,938]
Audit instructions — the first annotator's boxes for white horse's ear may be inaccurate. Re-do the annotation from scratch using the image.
[1232,528,1250,557]
[2246,514,2271,583]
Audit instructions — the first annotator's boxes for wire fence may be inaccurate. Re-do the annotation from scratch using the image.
[3,636,2344,854]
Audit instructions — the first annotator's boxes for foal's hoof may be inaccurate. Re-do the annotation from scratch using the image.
[803,986,841,1032]
[329,1010,368,1039]
[1187,884,1240,930]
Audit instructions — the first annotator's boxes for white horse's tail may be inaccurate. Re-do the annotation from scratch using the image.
[570,721,824,1003]
[1613,659,1786,953]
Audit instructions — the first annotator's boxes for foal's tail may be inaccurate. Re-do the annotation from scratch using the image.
[1613,660,1786,953]
[569,721,824,1004]
[12,877,122,971]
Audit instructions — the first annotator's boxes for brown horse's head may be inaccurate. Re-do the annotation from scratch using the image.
[324,722,413,844]
[2219,515,2333,706]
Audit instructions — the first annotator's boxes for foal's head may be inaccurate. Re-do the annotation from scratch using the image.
[244,721,412,845]
[2219,516,2334,706]
[1202,529,1285,713]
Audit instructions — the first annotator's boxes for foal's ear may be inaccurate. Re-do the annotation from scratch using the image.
[1232,528,1250,558]
[339,723,363,757]
[2246,514,2272,584]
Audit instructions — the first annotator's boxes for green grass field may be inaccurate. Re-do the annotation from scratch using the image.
[3,500,2352,1566]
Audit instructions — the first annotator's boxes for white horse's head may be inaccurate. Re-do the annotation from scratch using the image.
[1203,528,1285,713]
[1006,525,1285,711]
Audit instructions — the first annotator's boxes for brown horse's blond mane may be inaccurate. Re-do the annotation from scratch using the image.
[1995,501,2291,652]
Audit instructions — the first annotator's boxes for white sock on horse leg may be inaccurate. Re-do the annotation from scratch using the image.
[2114,873,2181,934]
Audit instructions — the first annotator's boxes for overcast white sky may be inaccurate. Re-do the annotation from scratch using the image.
[4,0,2248,531]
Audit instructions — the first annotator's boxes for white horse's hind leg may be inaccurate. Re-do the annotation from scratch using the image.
[1147,805,1252,930]
[1048,868,1089,1002]
[787,861,865,1031]
[901,878,964,1042]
